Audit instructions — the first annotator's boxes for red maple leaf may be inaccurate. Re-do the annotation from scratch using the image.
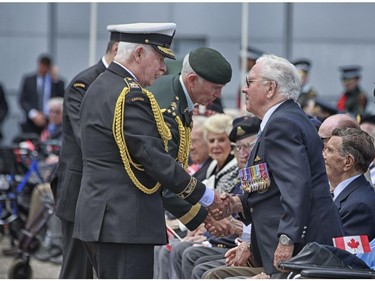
[347,238,360,249]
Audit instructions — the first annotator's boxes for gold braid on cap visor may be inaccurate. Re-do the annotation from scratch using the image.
[112,82,171,194]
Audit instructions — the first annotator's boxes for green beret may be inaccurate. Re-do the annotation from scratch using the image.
[189,47,232,84]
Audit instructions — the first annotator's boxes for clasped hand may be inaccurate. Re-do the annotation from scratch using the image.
[207,192,236,220]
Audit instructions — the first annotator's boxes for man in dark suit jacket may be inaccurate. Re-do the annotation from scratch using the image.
[18,55,65,135]
[52,28,119,278]
[323,127,375,241]
[0,83,9,142]
[73,23,226,279]
[213,54,344,277]
[148,47,232,230]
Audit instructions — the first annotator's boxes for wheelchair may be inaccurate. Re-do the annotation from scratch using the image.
[278,242,375,279]
[0,134,60,278]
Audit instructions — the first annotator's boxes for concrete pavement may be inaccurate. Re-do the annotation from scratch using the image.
[0,231,61,279]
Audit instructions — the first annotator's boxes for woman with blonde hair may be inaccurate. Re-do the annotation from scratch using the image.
[201,113,240,194]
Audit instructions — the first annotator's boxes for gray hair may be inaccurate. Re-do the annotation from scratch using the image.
[115,42,153,62]
[181,52,204,84]
[48,97,64,110]
[201,113,233,142]
[192,115,208,129]
[332,127,375,173]
[257,54,301,101]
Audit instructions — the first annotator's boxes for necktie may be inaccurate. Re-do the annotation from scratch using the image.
[39,77,45,111]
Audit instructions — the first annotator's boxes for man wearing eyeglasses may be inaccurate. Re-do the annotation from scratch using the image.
[211,54,344,278]
[230,116,261,170]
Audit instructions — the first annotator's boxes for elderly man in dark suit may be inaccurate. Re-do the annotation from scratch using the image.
[323,127,375,241]
[212,54,344,278]
[73,23,227,279]
[18,54,65,135]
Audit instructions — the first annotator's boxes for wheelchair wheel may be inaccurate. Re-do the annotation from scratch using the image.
[8,258,32,279]
[28,237,41,254]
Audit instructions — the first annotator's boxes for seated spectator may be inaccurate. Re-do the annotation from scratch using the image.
[179,116,263,279]
[318,113,359,150]
[40,97,63,144]
[323,127,375,241]
[359,114,375,186]
[26,97,64,264]
[172,113,239,279]
[187,115,212,179]
[200,113,238,193]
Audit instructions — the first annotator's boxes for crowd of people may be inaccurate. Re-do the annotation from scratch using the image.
[0,21,375,279]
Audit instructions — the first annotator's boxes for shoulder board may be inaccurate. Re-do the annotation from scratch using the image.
[73,82,86,89]
[124,77,141,89]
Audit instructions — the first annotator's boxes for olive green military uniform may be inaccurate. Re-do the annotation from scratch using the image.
[149,74,208,230]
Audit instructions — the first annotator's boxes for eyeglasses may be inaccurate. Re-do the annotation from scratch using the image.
[233,140,257,152]
[245,77,275,88]
[246,77,263,88]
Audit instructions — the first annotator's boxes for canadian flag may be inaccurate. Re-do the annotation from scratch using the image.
[333,235,371,254]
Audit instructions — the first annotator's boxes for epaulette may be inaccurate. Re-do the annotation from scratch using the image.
[124,77,141,90]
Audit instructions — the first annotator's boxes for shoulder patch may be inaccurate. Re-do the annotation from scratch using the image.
[73,82,86,89]
[130,96,145,102]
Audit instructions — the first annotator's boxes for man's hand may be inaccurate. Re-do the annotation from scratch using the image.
[32,111,48,127]
[204,215,232,237]
[273,242,294,272]
[225,241,251,267]
[208,193,242,221]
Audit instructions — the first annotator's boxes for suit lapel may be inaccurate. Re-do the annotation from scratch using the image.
[334,175,366,208]
[173,76,192,127]
[246,100,295,167]
[246,131,262,167]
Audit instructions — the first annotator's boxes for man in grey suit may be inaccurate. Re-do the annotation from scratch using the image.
[212,54,344,277]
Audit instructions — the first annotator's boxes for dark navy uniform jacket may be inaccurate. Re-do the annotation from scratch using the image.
[54,59,106,222]
[73,63,206,244]
[239,100,344,275]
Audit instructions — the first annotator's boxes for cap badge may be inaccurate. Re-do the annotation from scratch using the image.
[237,126,245,136]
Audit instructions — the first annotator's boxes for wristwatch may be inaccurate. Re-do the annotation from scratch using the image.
[279,234,294,246]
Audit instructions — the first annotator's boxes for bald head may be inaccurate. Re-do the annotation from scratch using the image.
[318,114,359,148]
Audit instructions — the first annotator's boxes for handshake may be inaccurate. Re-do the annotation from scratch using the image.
[207,191,241,220]
[203,192,244,237]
